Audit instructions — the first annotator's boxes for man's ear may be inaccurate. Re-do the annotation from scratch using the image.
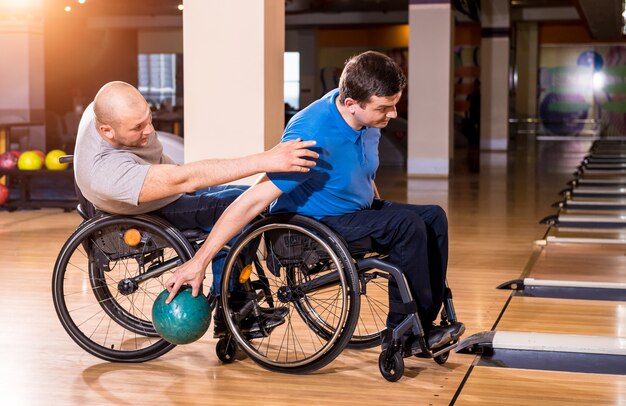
[344,98,358,114]
[98,124,115,141]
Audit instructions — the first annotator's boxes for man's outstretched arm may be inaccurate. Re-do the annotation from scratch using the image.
[139,139,316,203]
[164,175,283,303]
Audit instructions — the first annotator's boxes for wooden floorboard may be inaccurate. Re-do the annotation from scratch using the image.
[531,243,626,283]
[454,366,626,405]
[496,296,626,337]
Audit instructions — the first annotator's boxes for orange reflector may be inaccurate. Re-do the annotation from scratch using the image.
[123,228,142,247]
[238,264,253,284]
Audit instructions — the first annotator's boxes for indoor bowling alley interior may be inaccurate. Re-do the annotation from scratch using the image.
[2,1,626,404]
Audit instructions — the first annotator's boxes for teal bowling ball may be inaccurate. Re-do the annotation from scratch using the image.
[152,286,211,345]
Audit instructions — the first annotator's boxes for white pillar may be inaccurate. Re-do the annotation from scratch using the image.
[183,0,285,179]
[407,0,454,177]
[480,0,510,151]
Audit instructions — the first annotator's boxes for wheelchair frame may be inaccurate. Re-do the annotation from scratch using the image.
[215,214,459,380]
[52,210,386,365]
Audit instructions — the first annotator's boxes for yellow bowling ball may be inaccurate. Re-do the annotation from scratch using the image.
[45,149,69,170]
[17,151,43,170]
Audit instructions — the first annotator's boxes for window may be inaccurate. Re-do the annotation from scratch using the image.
[138,53,177,108]
[284,52,300,110]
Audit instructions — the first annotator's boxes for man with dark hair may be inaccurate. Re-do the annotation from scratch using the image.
[166,51,464,349]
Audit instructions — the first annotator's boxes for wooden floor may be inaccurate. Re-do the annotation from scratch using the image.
[455,367,626,405]
[2,137,624,405]
[531,243,626,283]
[497,296,626,336]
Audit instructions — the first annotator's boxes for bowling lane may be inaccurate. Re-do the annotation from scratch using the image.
[496,296,626,336]
[530,243,626,283]
[453,366,626,405]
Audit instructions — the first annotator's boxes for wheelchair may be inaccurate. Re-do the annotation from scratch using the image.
[52,209,388,360]
[52,158,460,380]
[215,214,462,380]
[52,208,208,362]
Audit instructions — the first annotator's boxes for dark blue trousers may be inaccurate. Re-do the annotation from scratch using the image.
[153,185,248,295]
[320,200,448,328]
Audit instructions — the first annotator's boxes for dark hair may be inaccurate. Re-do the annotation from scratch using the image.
[338,51,407,105]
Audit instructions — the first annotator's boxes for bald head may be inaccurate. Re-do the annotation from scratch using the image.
[92,81,154,148]
[94,81,147,130]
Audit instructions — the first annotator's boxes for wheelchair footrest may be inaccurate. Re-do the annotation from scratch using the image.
[455,331,495,355]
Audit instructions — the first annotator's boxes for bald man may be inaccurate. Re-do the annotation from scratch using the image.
[75,81,317,215]
[74,81,317,335]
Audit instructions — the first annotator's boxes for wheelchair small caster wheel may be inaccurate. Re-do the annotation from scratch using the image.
[216,336,238,364]
[434,351,449,365]
[378,349,404,382]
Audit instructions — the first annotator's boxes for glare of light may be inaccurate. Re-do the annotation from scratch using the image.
[78,0,86,4]
[618,304,626,339]
[177,4,183,11]
[0,0,35,9]
[64,5,71,12]
[623,0,626,36]
[593,72,605,91]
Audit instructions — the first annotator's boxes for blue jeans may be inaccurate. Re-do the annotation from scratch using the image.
[154,185,249,295]
[320,200,448,328]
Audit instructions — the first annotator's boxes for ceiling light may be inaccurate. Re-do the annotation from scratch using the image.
[178,4,183,11]
[77,0,86,4]
[64,5,71,12]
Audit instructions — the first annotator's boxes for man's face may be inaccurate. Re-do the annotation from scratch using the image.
[352,92,402,129]
[110,102,154,148]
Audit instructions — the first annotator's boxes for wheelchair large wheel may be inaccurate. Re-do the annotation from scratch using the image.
[348,265,389,349]
[52,214,200,362]
[220,214,360,374]
[291,258,389,350]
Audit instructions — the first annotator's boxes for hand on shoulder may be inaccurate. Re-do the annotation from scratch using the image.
[263,138,318,173]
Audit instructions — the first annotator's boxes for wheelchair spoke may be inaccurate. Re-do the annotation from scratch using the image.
[348,275,388,347]
[220,216,360,373]
[53,215,198,362]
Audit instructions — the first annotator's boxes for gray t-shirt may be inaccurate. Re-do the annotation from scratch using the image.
[74,102,181,215]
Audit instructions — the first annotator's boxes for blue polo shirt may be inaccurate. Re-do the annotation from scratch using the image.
[268,89,380,219]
